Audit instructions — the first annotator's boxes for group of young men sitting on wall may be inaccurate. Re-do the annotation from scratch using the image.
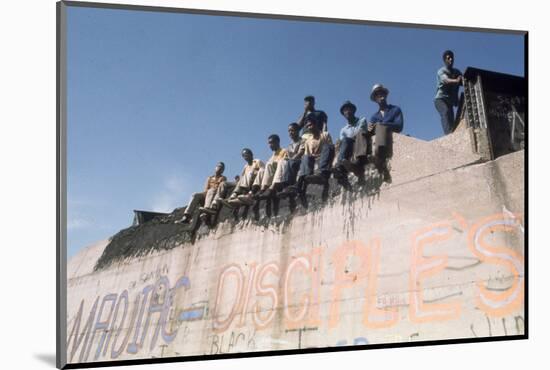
[174,49,465,227]
[176,83,404,226]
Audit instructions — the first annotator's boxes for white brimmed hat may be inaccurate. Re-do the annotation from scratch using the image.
[370,84,389,101]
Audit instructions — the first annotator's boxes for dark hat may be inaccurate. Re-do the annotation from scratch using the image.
[340,100,357,115]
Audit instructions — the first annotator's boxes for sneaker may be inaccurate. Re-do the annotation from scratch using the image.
[288,197,297,213]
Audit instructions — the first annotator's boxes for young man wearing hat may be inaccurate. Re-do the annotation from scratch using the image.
[333,100,368,189]
[176,162,226,224]
[358,84,404,183]
[434,50,463,135]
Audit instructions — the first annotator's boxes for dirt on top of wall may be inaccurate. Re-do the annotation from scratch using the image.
[93,207,194,271]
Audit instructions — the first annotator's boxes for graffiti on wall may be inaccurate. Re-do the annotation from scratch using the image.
[211,212,524,333]
[68,211,524,361]
[66,274,204,363]
[208,329,257,354]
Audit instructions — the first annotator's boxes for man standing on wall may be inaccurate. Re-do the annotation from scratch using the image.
[434,50,463,135]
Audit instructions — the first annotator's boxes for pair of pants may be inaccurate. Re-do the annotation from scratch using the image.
[236,168,258,189]
[229,168,261,199]
[281,158,301,185]
[353,124,392,160]
[211,181,236,207]
[184,188,217,215]
[298,144,335,177]
[334,137,365,178]
[434,98,455,135]
[337,137,355,163]
[253,160,282,189]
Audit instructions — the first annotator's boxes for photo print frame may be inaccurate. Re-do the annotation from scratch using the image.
[57,1,527,368]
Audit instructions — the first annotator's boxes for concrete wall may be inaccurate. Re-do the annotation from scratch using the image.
[66,139,524,364]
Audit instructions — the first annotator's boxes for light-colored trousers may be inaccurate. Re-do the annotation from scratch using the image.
[252,160,285,189]
[184,188,217,215]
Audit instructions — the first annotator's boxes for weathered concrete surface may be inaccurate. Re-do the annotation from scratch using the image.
[430,126,475,156]
[67,239,109,280]
[390,132,482,186]
[66,143,524,364]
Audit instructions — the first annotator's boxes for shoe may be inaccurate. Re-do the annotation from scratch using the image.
[175,214,191,224]
[338,159,353,172]
[331,165,346,179]
[283,185,299,193]
[219,198,239,209]
[199,206,218,215]
[337,177,352,191]
[305,174,326,185]
[298,192,308,209]
[277,185,298,198]
[257,189,274,200]
[288,197,297,213]
[237,194,255,205]
[322,186,330,202]
[348,160,365,177]
[382,168,392,184]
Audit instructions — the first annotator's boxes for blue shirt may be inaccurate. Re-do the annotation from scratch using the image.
[340,117,368,140]
[434,66,462,106]
[369,104,404,133]
[309,110,328,126]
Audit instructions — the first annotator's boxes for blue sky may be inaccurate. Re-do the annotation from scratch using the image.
[66,6,525,258]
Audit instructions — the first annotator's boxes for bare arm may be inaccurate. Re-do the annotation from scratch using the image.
[441,69,463,85]
[297,109,309,129]
[294,143,305,160]
[442,75,462,85]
